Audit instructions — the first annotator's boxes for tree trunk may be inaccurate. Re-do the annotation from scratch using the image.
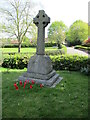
[18,42,21,53]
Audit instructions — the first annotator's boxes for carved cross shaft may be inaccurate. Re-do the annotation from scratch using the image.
[33,10,50,55]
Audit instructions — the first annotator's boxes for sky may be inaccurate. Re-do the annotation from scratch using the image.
[34,0,89,27]
[0,0,89,38]
[34,0,89,37]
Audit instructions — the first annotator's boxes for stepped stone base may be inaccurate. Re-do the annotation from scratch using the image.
[18,70,63,87]
[18,55,63,87]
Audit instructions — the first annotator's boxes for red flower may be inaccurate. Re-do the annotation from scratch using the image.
[25,80,27,83]
[16,86,19,90]
[28,80,29,83]
[19,80,22,86]
[31,80,35,84]
[24,81,27,85]
[40,84,43,88]
[23,82,26,88]
[14,83,19,90]
[30,85,33,89]
[14,83,17,87]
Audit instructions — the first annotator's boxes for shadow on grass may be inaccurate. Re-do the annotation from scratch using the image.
[2,70,88,119]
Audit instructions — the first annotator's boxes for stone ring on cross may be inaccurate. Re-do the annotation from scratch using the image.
[33,10,50,55]
[33,10,50,27]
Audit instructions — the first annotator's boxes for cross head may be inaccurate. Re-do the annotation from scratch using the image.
[33,10,50,55]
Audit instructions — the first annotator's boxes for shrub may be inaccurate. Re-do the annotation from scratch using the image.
[22,42,36,47]
[51,55,89,71]
[74,45,90,50]
[2,54,90,75]
[2,54,31,69]
[1,42,57,48]
[45,45,67,55]
[2,44,18,48]
[82,38,90,47]
[67,40,81,47]
[81,65,90,75]
[45,50,63,56]
[74,45,90,53]
[45,42,57,47]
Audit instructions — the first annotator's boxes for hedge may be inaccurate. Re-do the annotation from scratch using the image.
[51,55,89,71]
[74,45,90,50]
[67,40,82,47]
[1,54,90,75]
[2,43,36,48]
[74,45,90,54]
[45,45,67,55]
[2,42,57,48]
[2,54,31,69]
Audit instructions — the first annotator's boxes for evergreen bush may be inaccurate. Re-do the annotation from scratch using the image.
[2,54,90,75]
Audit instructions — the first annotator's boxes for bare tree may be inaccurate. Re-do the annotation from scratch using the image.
[0,0,37,53]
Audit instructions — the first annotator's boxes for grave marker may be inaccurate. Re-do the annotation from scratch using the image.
[18,10,63,87]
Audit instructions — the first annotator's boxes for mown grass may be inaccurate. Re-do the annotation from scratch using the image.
[0,47,58,53]
[1,68,88,119]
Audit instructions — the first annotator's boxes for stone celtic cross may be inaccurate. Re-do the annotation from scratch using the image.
[33,10,50,55]
[19,10,63,87]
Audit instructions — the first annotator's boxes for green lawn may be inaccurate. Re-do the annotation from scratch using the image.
[0,47,58,53]
[1,68,88,118]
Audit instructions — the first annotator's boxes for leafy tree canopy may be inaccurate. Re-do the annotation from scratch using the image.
[48,21,67,48]
[66,20,88,46]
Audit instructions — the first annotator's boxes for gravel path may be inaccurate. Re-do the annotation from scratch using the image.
[66,47,89,56]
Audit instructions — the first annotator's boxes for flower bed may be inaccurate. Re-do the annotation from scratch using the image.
[14,80,44,90]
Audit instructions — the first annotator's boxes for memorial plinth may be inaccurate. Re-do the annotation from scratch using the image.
[18,10,63,87]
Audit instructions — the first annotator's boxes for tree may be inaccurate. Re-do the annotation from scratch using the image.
[0,0,38,53]
[66,20,88,46]
[22,36,30,46]
[48,21,67,48]
[30,23,37,44]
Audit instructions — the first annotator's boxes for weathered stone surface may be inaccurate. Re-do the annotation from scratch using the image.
[50,77,63,88]
[27,55,53,75]
[23,70,56,80]
[18,10,63,87]
[18,73,63,87]
[33,10,50,55]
